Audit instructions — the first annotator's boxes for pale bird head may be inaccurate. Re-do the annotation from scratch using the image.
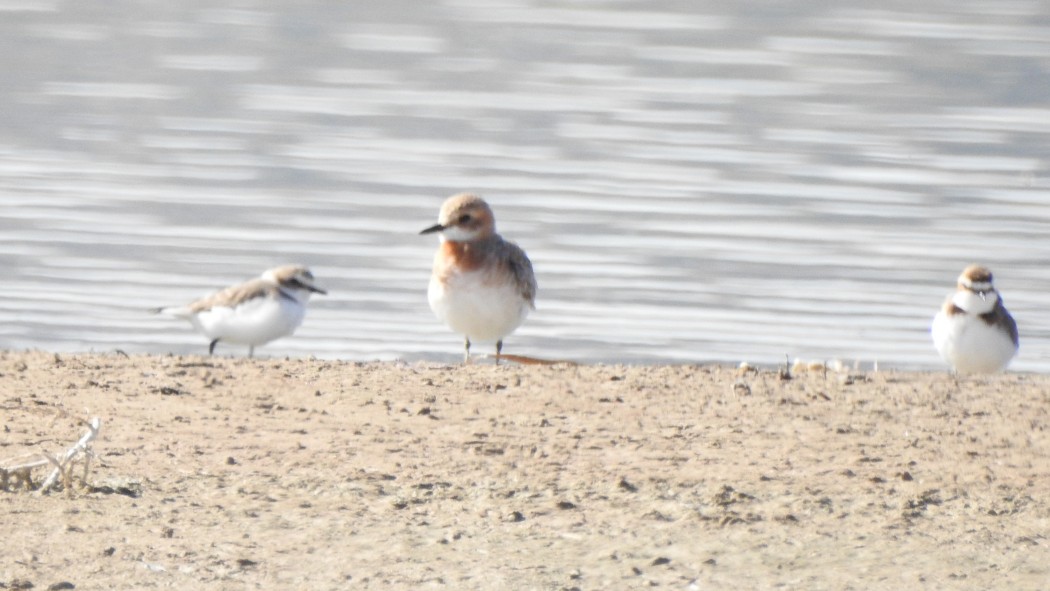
[264,265,327,296]
[420,193,497,243]
[957,264,995,300]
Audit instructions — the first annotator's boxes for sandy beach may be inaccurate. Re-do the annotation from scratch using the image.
[1,351,1047,590]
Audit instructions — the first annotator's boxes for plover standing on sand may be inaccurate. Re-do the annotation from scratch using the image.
[931,264,1018,373]
[157,265,326,357]
[421,193,536,363]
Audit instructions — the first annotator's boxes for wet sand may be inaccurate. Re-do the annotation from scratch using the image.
[1,351,1047,590]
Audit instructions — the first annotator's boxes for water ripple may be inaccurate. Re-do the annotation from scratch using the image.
[0,1,1048,372]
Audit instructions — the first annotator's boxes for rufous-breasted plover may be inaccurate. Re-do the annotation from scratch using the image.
[421,193,536,363]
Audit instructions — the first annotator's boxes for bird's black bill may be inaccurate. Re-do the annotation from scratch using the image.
[420,223,445,235]
[287,278,327,295]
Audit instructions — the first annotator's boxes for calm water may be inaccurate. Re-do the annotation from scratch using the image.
[1,1,1049,370]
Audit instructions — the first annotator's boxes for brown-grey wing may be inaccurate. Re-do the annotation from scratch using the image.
[504,241,537,309]
[1000,301,1019,347]
[188,278,273,313]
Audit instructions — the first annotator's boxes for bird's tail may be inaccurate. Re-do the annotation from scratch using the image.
[153,305,192,319]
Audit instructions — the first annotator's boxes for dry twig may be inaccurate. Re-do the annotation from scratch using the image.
[1,415,101,494]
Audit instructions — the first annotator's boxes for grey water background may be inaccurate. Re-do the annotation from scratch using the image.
[1,0,1049,370]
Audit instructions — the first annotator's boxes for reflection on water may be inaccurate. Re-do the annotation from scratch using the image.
[0,1,1048,371]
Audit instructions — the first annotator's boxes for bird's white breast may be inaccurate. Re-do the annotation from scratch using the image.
[932,311,1016,373]
[192,295,306,347]
[428,270,530,343]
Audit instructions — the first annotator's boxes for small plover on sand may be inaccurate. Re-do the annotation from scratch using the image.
[421,193,536,363]
[157,265,325,357]
[931,264,1018,373]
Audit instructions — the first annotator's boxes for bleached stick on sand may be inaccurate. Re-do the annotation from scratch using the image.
[37,417,101,493]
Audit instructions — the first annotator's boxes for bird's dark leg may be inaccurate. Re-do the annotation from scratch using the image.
[248,345,255,358]
[495,340,503,365]
[463,337,471,364]
[209,339,219,355]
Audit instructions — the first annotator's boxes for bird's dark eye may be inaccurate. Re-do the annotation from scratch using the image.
[458,214,471,223]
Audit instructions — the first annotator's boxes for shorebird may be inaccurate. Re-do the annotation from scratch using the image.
[421,193,536,363]
[931,264,1018,373]
[157,265,326,357]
